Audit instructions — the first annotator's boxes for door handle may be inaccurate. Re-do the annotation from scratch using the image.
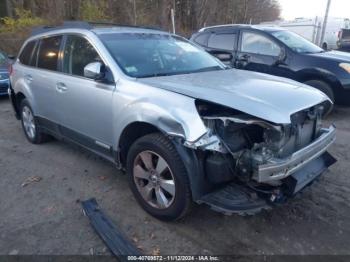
[56,82,68,92]
[24,74,33,83]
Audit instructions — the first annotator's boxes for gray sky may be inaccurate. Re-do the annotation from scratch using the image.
[279,0,350,20]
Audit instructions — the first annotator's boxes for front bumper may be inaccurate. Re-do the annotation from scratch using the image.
[254,125,336,183]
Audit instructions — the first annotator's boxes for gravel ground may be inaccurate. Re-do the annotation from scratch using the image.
[0,96,350,256]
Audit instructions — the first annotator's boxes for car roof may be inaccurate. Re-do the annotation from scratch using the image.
[198,24,286,33]
[30,21,168,39]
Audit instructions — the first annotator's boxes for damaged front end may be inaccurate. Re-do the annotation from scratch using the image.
[185,100,336,214]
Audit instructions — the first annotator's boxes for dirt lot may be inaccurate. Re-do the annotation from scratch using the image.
[1,96,350,256]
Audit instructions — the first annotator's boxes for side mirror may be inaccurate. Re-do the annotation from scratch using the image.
[7,54,15,60]
[84,62,105,80]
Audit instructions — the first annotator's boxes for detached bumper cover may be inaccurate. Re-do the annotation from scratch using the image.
[81,198,141,257]
[199,151,336,216]
[255,125,336,183]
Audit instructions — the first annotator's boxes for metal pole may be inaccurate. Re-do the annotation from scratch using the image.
[320,0,332,48]
[171,8,176,34]
[133,0,137,25]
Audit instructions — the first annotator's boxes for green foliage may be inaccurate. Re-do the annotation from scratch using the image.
[0,8,45,32]
[80,1,110,22]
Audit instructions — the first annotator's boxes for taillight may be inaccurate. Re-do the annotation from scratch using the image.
[8,64,13,76]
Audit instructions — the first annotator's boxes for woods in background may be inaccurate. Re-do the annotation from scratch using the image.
[0,0,280,53]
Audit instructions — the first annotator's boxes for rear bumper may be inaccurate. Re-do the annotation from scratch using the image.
[255,125,336,183]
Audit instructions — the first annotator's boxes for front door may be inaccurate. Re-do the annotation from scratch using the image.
[56,35,115,156]
[235,30,286,76]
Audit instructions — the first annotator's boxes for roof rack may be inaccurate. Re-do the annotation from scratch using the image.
[31,21,163,36]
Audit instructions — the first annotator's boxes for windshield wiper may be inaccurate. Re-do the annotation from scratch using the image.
[301,50,325,54]
[137,72,175,78]
[192,66,225,73]
[137,66,225,78]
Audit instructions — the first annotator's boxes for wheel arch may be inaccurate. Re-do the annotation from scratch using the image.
[16,92,26,108]
[296,68,343,98]
[118,121,168,168]
[118,121,208,201]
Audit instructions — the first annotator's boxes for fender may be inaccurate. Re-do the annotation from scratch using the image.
[171,137,212,200]
[112,82,208,150]
[296,67,343,90]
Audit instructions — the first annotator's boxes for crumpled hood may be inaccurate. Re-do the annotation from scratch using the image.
[308,50,350,62]
[138,69,331,124]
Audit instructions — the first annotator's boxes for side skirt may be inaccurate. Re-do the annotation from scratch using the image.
[35,116,120,167]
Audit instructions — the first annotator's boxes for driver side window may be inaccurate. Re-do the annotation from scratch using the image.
[63,35,102,77]
[241,32,281,57]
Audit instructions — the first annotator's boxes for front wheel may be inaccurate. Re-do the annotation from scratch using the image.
[126,133,192,221]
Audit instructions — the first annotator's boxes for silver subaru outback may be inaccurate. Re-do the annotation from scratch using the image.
[9,22,336,220]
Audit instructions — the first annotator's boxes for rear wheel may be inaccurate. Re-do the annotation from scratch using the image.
[322,42,328,50]
[127,133,192,221]
[20,99,48,144]
[304,80,335,103]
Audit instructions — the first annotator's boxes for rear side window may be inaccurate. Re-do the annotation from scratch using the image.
[63,35,101,77]
[19,41,36,65]
[37,36,62,71]
[194,33,209,46]
[208,34,236,51]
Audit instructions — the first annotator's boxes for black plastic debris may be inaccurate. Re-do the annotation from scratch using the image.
[81,198,142,259]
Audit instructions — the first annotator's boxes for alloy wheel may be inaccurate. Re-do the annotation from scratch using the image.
[133,150,176,209]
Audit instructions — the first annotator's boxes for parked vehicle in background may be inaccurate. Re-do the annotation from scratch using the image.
[0,51,10,96]
[338,29,350,51]
[261,17,350,50]
[9,22,336,221]
[191,24,350,103]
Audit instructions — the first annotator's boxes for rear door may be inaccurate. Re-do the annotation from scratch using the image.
[235,30,282,75]
[30,35,63,124]
[56,34,115,155]
[204,30,238,66]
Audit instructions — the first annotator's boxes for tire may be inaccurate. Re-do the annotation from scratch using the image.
[127,133,192,221]
[20,99,48,144]
[304,80,335,103]
[322,43,328,50]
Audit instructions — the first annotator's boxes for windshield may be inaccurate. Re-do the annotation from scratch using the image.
[271,30,324,54]
[0,52,6,65]
[99,33,225,78]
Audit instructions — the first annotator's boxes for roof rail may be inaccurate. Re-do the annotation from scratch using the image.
[198,24,254,32]
[31,21,92,36]
[30,21,163,36]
